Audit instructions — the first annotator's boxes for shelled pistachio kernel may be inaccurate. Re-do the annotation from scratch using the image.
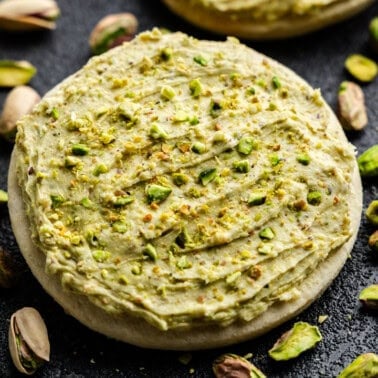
[8,307,50,375]
[89,13,138,55]
[344,54,378,82]
[0,60,36,87]
[213,354,266,378]
[337,353,378,378]
[366,200,378,226]
[359,284,378,310]
[368,231,378,252]
[358,145,378,177]
[268,322,322,361]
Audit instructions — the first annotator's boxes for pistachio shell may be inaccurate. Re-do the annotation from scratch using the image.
[0,85,40,141]
[9,307,50,375]
[268,321,322,361]
[89,13,138,55]
[0,61,37,87]
[359,284,378,310]
[344,54,378,83]
[213,354,266,378]
[337,353,378,378]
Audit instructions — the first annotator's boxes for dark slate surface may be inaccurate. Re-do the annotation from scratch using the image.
[0,1,377,377]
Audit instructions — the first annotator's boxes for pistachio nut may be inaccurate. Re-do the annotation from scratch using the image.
[213,354,266,378]
[0,246,20,288]
[337,353,378,378]
[337,81,368,131]
[268,321,322,361]
[358,145,378,177]
[0,60,36,87]
[0,85,40,141]
[359,284,378,310]
[8,307,50,375]
[0,189,8,203]
[369,17,378,55]
[89,13,138,55]
[0,0,60,31]
[368,230,378,252]
[344,54,378,83]
[366,200,378,226]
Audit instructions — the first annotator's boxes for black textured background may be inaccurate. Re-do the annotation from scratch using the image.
[0,1,377,377]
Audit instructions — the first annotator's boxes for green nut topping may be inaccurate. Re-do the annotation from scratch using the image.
[248,192,266,206]
[359,284,378,310]
[189,78,202,98]
[368,230,378,252]
[175,227,192,249]
[366,200,378,226]
[50,194,64,208]
[272,76,281,89]
[358,145,378,177]
[149,123,168,140]
[210,100,222,118]
[71,144,90,156]
[337,353,378,378]
[160,47,172,61]
[191,142,207,154]
[112,221,128,233]
[113,195,134,207]
[93,163,108,176]
[176,256,192,270]
[259,227,274,240]
[270,154,282,166]
[160,85,176,100]
[268,322,322,361]
[233,160,250,173]
[307,190,322,206]
[296,154,311,165]
[172,173,189,186]
[92,250,111,263]
[0,189,8,203]
[80,197,94,209]
[344,54,378,82]
[143,243,158,261]
[193,55,207,66]
[0,60,36,87]
[237,137,255,155]
[199,168,217,186]
[146,184,172,204]
[213,354,266,378]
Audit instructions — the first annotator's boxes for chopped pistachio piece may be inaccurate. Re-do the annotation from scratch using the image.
[160,85,176,100]
[146,184,172,204]
[307,190,322,206]
[92,250,111,263]
[143,243,158,261]
[237,137,255,155]
[359,284,378,310]
[80,197,94,208]
[112,221,128,233]
[191,142,206,154]
[173,110,188,123]
[0,60,36,87]
[113,195,134,207]
[175,227,192,248]
[248,192,266,206]
[213,354,266,378]
[296,154,311,165]
[259,227,274,240]
[369,17,378,54]
[189,78,202,98]
[272,76,281,89]
[247,87,256,95]
[176,256,192,269]
[366,200,378,226]
[160,47,172,61]
[50,194,64,208]
[270,154,281,166]
[269,322,322,361]
[193,55,207,66]
[0,189,8,203]
[199,168,217,186]
[210,99,222,117]
[344,54,378,82]
[337,353,378,378]
[149,123,168,140]
[172,173,189,186]
[71,144,90,156]
[93,163,108,176]
[358,145,378,177]
[368,230,378,252]
[233,160,250,173]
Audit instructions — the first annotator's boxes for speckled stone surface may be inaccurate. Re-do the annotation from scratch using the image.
[0,1,377,377]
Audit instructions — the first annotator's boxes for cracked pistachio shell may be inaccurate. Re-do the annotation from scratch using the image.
[338,353,378,378]
[358,145,378,178]
[9,307,50,375]
[0,0,60,31]
[344,54,378,82]
[89,13,138,55]
[0,60,36,87]
[359,284,378,310]
[213,354,266,378]
[268,322,322,361]
[0,86,40,141]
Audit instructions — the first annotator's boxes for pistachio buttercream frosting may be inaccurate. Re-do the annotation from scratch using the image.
[14,29,358,334]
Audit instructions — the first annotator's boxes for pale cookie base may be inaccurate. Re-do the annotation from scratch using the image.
[8,143,362,350]
[163,0,374,39]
